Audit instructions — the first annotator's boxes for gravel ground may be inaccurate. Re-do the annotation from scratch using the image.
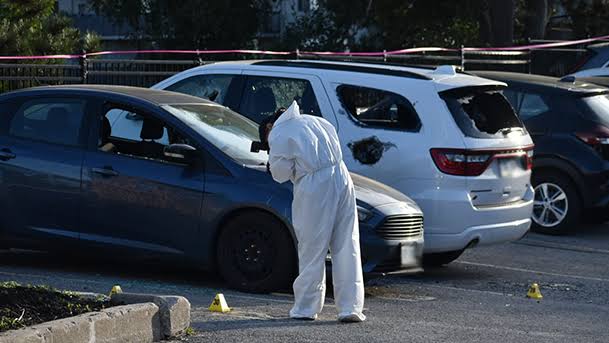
[1,222,608,342]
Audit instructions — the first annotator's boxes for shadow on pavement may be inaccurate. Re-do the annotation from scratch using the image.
[191,317,357,333]
[0,248,224,289]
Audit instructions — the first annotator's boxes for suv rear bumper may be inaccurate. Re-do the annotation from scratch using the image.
[411,183,534,253]
[424,218,531,253]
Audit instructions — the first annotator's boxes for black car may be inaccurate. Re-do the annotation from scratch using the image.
[474,71,609,234]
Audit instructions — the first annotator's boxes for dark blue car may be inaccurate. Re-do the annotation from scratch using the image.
[0,85,424,292]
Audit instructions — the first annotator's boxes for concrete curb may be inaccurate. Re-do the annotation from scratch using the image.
[0,303,160,343]
[0,293,191,343]
[111,293,191,338]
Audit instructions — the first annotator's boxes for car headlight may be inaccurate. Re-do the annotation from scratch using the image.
[357,206,373,222]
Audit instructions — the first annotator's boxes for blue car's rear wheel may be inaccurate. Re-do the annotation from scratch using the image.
[216,211,296,293]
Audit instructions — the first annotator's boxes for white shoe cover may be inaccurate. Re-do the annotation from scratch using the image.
[338,313,366,323]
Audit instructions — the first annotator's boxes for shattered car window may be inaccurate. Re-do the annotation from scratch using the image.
[241,76,322,123]
[337,85,421,131]
[442,87,526,139]
[165,74,235,104]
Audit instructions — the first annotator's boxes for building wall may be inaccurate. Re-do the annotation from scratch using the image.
[260,0,317,38]
[57,0,136,50]
[57,0,93,15]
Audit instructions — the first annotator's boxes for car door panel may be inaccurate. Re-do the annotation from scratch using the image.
[0,136,83,243]
[0,96,88,247]
[81,152,204,255]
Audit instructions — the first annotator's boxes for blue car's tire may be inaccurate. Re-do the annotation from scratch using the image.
[216,211,297,293]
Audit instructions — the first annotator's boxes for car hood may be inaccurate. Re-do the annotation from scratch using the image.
[244,165,419,210]
[350,173,419,210]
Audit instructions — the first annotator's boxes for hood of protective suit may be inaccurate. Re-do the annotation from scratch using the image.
[274,100,300,126]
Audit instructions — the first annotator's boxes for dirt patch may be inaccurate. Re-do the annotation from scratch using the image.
[365,285,436,302]
[0,281,110,332]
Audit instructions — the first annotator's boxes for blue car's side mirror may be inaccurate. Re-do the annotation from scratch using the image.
[164,144,197,162]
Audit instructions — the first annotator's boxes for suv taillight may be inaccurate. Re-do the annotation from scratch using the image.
[430,147,534,177]
[526,149,534,170]
[575,127,609,147]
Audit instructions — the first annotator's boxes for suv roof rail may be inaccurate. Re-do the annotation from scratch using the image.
[300,57,438,70]
[559,75,577,83]
[251,60,432,80]
[433,65,459,76]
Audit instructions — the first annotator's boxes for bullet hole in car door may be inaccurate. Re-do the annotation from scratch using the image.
[347,136,397,165]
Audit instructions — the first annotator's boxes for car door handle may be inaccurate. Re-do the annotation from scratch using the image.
[0,149,16,161]
[92,167,119,177]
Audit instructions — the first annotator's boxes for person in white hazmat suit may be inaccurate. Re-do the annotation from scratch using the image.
[265,101,366,323]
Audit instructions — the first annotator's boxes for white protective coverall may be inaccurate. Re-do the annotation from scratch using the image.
[268,101,365,321]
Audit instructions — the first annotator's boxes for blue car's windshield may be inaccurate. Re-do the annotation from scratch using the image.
[163,103,269,165]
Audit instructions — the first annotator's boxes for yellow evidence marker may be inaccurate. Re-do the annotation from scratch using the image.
[109,285,123,296]
[526,283,543,300]
[209,293,231,313]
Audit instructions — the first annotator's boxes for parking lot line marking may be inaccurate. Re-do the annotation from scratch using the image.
[374,295,437,302]
[456,261,609,283]
[515,239,609,255]
[423,284,505,296]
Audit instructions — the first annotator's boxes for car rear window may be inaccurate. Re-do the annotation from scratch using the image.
[441,87,526,139]
[578,94,609,127]
[9,98,86,146]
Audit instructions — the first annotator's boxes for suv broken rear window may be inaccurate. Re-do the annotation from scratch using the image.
[442,88,525,139]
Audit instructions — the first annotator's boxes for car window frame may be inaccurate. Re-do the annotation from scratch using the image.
[335,83,422,132]
[518,92,550,120]
[103,106,171,145]
[5,96,92,148]
[238,74,324,123]
[88,100,205,167]
[0,97,20,136]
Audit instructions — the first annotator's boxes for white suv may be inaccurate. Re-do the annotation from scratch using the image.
[153,60,535,265]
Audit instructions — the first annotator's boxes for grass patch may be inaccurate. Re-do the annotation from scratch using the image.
[0,281,110,332]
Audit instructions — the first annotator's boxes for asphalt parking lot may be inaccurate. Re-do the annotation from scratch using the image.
[1,222,609,343]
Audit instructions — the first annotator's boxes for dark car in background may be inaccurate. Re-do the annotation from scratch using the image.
[0,85,424,292]
[474,71,609,234]
[572,43,609,72]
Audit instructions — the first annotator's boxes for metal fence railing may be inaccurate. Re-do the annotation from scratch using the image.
[301,49,532,73]
[0,41,600,94]
[0,58,203,93]
[85,59,201,86]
